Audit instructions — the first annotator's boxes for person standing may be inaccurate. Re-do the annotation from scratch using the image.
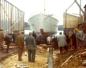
[57,32,67,53]
[71,32,77,50]
[52,36,58,50]
[47,36,52,45]
[25,32,36,62]
[32,31,37,39]
[16,31,24,61]
[65,33,70,51]
[0,29,4,50]
[4,33,12,53]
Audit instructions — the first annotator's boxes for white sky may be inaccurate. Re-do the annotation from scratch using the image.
[7,0,86,25]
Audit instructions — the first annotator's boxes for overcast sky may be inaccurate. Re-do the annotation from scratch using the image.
[7,0,86,25]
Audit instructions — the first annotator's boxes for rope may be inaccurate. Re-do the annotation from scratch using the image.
[44,0,46,15]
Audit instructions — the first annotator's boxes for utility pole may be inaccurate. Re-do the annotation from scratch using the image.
[0,0,1,29]
[79,0,81,24]
[44,0,46,15]
[10,5,13,33]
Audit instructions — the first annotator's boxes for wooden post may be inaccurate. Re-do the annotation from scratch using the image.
[84,5,86,22]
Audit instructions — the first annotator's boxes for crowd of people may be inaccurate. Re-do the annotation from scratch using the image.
[0,28,86,63]
[0,29,36,62]
[46,29,83,54]
[52,29,86,54]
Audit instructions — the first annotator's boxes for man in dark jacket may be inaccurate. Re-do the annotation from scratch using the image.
[25,32,36,62]
[71,32,77,50]
[4,33,12,53]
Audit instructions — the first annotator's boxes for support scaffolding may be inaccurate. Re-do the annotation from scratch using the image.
[64,0,85,29]
[0,0,24,33]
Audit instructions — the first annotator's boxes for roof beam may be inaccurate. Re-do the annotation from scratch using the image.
[65,0,84,14]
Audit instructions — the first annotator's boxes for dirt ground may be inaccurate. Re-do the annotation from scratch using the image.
[1,45,86,68]
[54,49,86,68]
[0,46,48,68]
